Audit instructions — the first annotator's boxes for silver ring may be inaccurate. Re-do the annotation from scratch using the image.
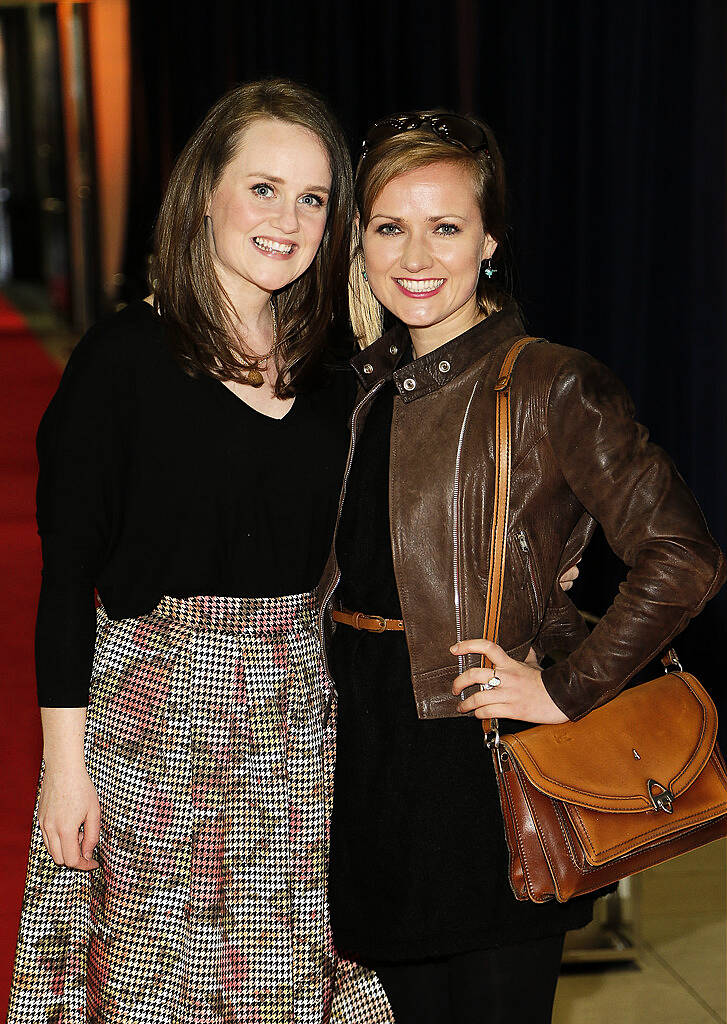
[483,674,501,691]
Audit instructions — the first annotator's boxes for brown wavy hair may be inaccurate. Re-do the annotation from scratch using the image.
[150,79,354,396]
[350,111,508,347]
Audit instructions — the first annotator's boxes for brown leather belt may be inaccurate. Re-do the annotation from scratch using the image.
[332,608,404,633]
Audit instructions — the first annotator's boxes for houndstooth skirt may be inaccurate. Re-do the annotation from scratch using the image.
[8,593,392,1024]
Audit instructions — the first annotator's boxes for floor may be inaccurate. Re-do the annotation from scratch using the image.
[0,290,61,1019]
[554,840,726,1024]
[0,279,78,366]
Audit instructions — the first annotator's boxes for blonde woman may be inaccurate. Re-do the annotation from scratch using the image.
[321,111,725,1023]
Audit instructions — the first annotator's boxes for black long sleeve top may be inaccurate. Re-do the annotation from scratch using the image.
[35,300,354,707]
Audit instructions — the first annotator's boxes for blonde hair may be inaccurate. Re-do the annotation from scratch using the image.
[350,116,508,347]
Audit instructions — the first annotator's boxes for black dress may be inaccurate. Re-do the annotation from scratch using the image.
[329,372,594,963]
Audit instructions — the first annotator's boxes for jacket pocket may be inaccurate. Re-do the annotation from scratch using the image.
[510,526,543,624]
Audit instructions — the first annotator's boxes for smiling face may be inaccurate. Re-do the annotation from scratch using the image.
[205,117,332,304]
[362,160,497,351]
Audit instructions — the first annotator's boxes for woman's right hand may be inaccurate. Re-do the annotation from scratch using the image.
[39,706,100,870]
[38,764,101,870]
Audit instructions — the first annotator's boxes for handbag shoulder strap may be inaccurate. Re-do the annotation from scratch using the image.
[480,339,684,742]
[481,335,538,672]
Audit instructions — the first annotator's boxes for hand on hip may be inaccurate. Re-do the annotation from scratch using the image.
[451,638,568,724]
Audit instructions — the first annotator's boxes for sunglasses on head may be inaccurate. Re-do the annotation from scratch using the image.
[360,112,490,160]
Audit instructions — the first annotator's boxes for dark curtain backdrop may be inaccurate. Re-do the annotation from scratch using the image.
[124,0,726,683]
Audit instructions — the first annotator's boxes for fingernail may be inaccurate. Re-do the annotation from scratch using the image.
[450,643,458,653]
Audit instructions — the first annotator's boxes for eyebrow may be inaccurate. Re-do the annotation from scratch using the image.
[370,213,467,221]
[246,173,331,194]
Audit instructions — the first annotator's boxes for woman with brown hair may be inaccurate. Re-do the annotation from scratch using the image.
[322,111,725,1023]
[7,79,391,1024]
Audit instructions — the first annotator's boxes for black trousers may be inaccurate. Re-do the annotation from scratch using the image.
[372,933,565,1024]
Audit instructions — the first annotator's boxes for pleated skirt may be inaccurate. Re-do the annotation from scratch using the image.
[8,594,392,1024]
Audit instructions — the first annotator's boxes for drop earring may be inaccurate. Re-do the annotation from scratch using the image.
[362,268,368,282]
[483,257,497,279]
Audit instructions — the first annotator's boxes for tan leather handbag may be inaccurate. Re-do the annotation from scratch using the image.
[481,337,727,903]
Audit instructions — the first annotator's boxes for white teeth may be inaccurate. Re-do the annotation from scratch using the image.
[254,237,295,255]
[396,278,445,293]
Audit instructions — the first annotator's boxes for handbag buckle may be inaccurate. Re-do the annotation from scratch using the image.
[661,648,683,674]
[485,717,501,750]
[647,779,675,813]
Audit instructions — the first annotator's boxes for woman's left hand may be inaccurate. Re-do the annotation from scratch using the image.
[451,639,568,724]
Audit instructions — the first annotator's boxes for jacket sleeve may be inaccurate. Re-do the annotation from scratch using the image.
[539,350,726,721]
[35,330,126,708]
[534,586,589,661]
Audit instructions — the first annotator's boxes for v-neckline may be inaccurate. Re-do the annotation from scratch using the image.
[138,301,296,424]
[216,379,298,423]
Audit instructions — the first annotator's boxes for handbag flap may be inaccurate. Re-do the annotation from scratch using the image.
[501,672,718,812]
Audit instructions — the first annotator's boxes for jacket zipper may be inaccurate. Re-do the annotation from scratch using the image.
[452,383,480,674]
[320,379,386,722]
[515,528,540,616]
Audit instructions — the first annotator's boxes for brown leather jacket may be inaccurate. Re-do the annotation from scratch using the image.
[318,304,725,722]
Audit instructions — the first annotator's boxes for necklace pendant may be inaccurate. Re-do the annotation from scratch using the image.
[240,300,276,389]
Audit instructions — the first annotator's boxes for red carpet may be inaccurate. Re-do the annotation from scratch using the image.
[0,294,62,1019]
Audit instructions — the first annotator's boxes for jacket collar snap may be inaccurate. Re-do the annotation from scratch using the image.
[350,302,527,401]
[350,324,409,388]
